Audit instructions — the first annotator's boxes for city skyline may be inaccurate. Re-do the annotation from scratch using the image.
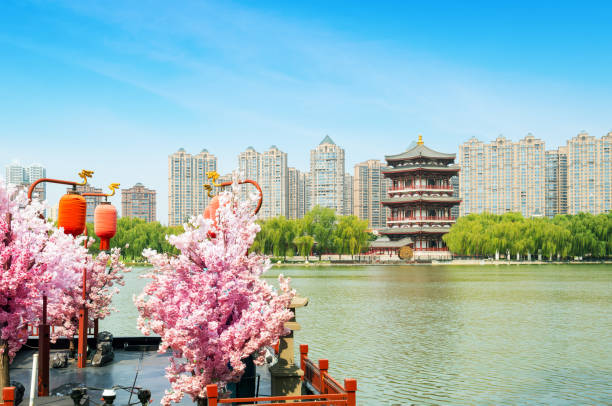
[3,129,612,224]
[2,1,612,224]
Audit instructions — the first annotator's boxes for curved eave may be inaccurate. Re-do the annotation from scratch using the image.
[385,145,456,161]
[382,166,460,175]
[381,197,462,206]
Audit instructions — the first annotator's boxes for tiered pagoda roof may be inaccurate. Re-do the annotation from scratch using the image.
[385,144,456,162]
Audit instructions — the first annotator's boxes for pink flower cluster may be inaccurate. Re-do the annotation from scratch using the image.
[0,181,128,358]
[135,179,295,405]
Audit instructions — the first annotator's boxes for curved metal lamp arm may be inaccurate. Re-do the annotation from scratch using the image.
[27,169,94,201]
[203,171,263,214]
[82,183,120,199]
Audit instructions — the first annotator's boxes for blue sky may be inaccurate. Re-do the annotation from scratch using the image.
[1,0,611,223]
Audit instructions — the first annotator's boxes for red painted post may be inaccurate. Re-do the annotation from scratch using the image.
[205,385,218,406]
[3,387,15,406]
[299,344,308,380]
[318,359,328,394]
[344,379,357,406]
[77,267,88,368]
[38,295,49,397]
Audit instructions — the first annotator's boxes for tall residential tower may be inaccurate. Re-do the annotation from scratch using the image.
[168,148,217,226]
[310,136,345,214]
[353,160,388,229]
[122,183,157,222]
[458,134,545,217]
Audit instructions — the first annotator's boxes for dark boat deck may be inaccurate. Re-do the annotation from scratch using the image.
[10,349,272,405]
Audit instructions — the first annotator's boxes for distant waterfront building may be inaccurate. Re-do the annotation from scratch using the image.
[545,150,560,218]
[4,162,47,201]
[372,136,460,260]
[566,131,612,214]
[68,184,103,223]
[168,148,217,226]
[237,146,288,219]
[48,203,59,222]
[450,175,460,219]
[310,136,345,214]
[353,160,388,229]
[238,146,261,200]
[343,173,353,216]
[304,172,312,213]
[260,146,288,218]
[557,146,568,215]
[458,134,545,217]
[288,167,308,219]
[121,183,156,222]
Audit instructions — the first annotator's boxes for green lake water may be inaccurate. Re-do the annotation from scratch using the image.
[101,264,612,405]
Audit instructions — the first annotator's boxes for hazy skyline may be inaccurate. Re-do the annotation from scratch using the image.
[1,1,611,223]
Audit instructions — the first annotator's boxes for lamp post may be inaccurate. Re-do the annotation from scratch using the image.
[80,183,120,357]
[27,170,93,396]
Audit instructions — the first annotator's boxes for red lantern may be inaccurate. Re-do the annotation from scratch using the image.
[94,202,117,250]
[203,196,221,238]
[57,192,87,237]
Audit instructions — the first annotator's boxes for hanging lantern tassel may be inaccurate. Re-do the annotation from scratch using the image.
[94,202,117,250]
[58,192,87,238]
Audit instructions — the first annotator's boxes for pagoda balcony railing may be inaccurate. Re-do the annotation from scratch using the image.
[388,185,453,192]
[387,216,456,222]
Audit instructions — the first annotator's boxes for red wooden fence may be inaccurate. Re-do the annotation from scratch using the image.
[1,387,15,406]
[205,344,357,406]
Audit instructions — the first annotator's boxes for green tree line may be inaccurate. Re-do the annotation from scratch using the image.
[443,211,612,259]
[86,217,183,260]
[250,206,373,258]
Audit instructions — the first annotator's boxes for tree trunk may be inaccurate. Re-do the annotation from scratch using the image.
[197,397,208,406]
[0,339,10,402]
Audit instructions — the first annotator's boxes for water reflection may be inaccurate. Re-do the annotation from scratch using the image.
[104,265,612,405]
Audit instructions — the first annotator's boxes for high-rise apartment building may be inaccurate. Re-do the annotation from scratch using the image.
[343,173,353,216]
[545,150,560,218]
[304,172,312,213]
[557,146,568,215]
[168,148,217,226]
[238,147,261,200]
[122,183,157,222]
[288,167,308,219]
[310,136,345,214]
[566,131,612,214]
[4,162,46,201]
[353,160,388,228]
[67,184,103,223]
[260,146,288,218]
[353,159,390,228]
[458,134,545,217]
[237,146,288,219]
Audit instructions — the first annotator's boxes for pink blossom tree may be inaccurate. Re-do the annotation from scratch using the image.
[135,181,295,405]
[85,247,128,322]
[0,181,85,395]
[0,180,128,396]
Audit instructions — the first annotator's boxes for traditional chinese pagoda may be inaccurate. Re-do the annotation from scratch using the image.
[370,135,460,261]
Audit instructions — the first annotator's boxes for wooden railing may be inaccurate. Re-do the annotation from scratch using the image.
[27,324,95,337]
[388,216,455,222]
[204,344,357,405]
[389,185,453,191]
